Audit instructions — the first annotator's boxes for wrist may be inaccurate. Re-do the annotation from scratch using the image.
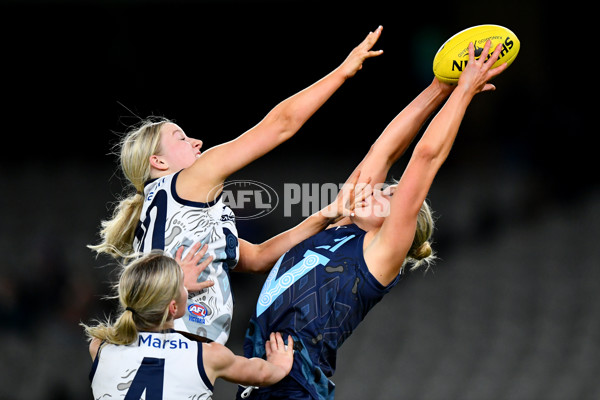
[331,63,354,83]
[430,78,454,99]
[316,207,338,225]
[452,84,477,101]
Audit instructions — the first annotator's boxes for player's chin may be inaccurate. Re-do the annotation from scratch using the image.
[351,207,386,227]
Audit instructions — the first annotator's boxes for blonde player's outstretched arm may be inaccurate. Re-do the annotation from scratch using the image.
[363,41,508,286]
[178,27,384,202]
[202,332,294,386]
[329,76,455,229]
[345,78,455,187]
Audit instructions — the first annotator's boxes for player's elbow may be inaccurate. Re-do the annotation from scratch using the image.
[413,142,438,160]
[245,260,272,275]
[239,243,272,274]
[412,142,444,168]
[263,106,299,142]
[366,143,397,169]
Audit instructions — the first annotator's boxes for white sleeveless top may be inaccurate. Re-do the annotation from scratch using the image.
[90,331,213,399]
[133,171,239,344]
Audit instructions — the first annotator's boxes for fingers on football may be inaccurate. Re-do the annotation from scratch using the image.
[468,42,476,64]
[486,43,502,65]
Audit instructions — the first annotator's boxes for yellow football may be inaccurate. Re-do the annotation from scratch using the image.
[433,24,520,84]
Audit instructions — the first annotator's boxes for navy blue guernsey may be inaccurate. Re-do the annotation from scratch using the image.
[241,224,401,400]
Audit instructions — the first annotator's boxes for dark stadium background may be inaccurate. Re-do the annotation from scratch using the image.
[1,1,595,399]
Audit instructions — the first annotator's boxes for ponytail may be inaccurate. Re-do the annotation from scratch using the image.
[88,192,144,259]
[404,199,436,271]
[88,118,169,259]
[82,307,139,346]
[82,251,182,345]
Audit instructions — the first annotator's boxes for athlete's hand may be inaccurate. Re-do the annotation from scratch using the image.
[321,169,372,223]
[175,242,214,292]
[338,25,384,80]
[458,40,508,94]
[265,332,294,375]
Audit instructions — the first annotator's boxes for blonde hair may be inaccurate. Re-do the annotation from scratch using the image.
[404,199,436,271]
[82,251,183,345]
[88,118,170,259]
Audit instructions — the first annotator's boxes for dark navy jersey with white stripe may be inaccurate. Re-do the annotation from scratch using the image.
[241,224,401,399]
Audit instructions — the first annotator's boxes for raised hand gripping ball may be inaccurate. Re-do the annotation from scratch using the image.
[433,24,520,84]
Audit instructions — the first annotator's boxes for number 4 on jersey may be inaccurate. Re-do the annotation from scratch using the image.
[124,357,165,400]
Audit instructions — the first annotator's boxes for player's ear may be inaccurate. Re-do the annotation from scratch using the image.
[149,155,169,171]
[168,299,178,317]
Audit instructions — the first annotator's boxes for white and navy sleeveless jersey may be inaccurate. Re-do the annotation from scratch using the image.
[133,171,239,344]
[240,224,401,400]
[90,330,213,399]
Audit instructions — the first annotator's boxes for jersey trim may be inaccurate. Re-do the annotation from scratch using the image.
[142,170,223,208]
[354,232,401,292]
[88,340,103,382]
[171,170,223,208]
[196,341,214,391]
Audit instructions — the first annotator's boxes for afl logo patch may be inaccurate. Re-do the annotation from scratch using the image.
[188,304,207,317]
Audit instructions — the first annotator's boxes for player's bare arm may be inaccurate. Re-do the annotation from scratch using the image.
[203,332,293,386]
[236,170,367,273]
[364,41,507,286]
[177,27,384,202]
